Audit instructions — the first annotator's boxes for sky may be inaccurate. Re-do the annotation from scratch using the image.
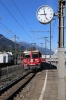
[0,0,66,52]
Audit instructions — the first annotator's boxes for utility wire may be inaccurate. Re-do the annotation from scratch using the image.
[12,0,43,38]
[0,25,11,34]
[12,0,33,30]
[0,22,26,43]
[0,0,34,42]
[0,22,24,42]
[0,22,20,41]
[0,22,15,36]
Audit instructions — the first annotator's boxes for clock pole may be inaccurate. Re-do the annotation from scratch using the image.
[50,22,52,68]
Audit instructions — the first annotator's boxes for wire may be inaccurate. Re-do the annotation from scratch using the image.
[12,0,43,39]
[0,22,21,42]
[0,22,15,36]
[0,0,34,42]
[0,21,25,42]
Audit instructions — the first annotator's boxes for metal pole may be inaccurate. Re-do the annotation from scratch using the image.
[31,43,36,49]
[36,37,48,59]
[45,38,46,59]
[15,35,16,65]
[58,0,65,78]
[40,43,44,53]
[50,22,51,68]
[19,42,21,60]
[58,0,65,100]
[7,66,8,78]
[19,42,21,64]
[44,37,48,60]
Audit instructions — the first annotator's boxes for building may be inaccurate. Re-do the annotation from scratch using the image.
[0,51,12,63]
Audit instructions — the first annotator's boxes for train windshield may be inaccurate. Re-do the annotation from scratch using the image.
[24,53,30,58]
[32,53,39,58]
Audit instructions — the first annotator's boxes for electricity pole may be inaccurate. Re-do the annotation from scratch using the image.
[19,42,22,60]
[58,0,65,78]
[40,43,44,53]
[31,43,36,49]
[37,37,48,59]
[44,37,48,59]
[14,35,19,64]
[19,42,22,66]
[14,35,16,65]
[58,0,65,100]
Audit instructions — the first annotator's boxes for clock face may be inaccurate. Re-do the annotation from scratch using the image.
[36,5,54,24]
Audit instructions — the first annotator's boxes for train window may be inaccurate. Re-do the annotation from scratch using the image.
[24,53,30,58]
[39,52,41,57]
[32,53,38,58]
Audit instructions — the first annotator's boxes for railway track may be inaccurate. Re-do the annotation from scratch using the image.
[1,64,23,78]
[0,70,36,100]
[0,64,24,89]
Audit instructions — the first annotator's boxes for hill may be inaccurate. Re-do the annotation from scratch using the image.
[0,34,25,52]
[0,34,54,54]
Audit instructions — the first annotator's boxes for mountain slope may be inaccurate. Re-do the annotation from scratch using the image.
[0,34,54,54]
[0,34,25,52]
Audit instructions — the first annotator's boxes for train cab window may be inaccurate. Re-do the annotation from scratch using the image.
[24,53,30,58]
[39,52,41,57]
[32,53,38,58]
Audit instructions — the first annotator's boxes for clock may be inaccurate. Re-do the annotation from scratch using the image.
[36,5,54,24]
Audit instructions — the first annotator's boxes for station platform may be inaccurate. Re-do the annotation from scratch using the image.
[25,69,66,100]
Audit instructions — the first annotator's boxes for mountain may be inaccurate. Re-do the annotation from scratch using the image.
[0,34,54,54]
[0,34,25,52]
[22,42,54,55]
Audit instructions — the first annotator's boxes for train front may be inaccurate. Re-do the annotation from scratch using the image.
[22,50,42,70]
[29,51,41,69]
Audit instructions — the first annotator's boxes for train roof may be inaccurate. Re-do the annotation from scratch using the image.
[23,49,40,54]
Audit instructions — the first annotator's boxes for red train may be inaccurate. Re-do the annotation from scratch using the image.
[22,49,46,70]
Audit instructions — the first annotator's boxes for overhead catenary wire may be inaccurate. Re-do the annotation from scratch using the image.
[0,26,11,34]
[12,0,43,39]
[0,22,16,40]
[0,0,34,42]
[0,22,27,43]
[0,22,21,42]
[0,22,15,36]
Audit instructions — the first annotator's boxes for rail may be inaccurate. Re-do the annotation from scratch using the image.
[0,71,36,100]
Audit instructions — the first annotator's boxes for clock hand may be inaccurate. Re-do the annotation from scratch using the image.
[39,14,45,15]
[45,15,49,21]
[44,9,49,21]
[39,13,49,21]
